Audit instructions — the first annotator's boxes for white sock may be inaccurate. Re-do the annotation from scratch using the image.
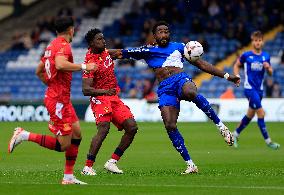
[109,159,117,163]
[21,130,30,141]
[233,131,239,138]
[216,121,225,129]
[265,138,272,144]
[186,159,194,166]
[63,174,74,180]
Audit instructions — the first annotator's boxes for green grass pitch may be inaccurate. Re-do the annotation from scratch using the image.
[0,121,283,194]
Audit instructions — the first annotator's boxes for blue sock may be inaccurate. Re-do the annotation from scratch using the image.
[167,129,191,161]
[257,118,269,140]
[192,94,220,124]
[236,115,252,135]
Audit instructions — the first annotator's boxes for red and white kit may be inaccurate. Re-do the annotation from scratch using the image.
[41,37,78,136]
[83,49,133,129]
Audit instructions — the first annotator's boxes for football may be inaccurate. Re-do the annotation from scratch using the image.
[184,41,204,62]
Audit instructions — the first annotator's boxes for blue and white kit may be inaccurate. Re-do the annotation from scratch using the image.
[239,51,271,109]
[122,42,192,109]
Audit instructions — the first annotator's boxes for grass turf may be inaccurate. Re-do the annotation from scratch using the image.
[0,121,283,194]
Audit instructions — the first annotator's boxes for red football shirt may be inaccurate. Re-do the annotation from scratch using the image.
[82,49,119,95]
[41,36,73,103]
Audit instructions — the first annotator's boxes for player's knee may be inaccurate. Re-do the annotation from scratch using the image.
[164,122,177,131]
[257,110,265,118]
[127,124,138,136]
[98,122,110,130]
[97,122,110,137]
[184,90,197,101]
[189,90,197,100]
[72,130,82,139]
[60,142,71,151]
[124,119,138,135]
[247,112,255,118]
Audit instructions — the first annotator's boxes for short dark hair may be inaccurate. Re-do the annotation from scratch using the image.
[152,21,169,34]
[54,16,74,33]
[251,30,263,40]
[85,28,102,46]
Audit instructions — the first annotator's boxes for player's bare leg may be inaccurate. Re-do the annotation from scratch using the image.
[82,121,110,175]
[161,106,198,174]
[104,118,138,174]
[181,81,233,146]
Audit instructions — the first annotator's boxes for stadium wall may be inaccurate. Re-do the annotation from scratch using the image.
[85,99,284,122]
[1,99,284,122]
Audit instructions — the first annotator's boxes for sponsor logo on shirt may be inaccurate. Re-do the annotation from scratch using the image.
[127,48,149,53]
[251,61,263,71]
[104,55,113,68]
[91,97,101,104]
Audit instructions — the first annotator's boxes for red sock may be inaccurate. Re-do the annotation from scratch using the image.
[111,147,124,161]
[111,153,120,161]
[64,139,81,174]
[85,159,94,167]
[28,133,59,151]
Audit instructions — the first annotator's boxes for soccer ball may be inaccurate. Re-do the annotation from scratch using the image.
[184,41,203,62]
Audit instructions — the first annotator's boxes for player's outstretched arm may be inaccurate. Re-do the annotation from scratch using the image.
[192,59,241,86]
[108,47,147,60]
[82,78,116,96]
[108,49,123,59]
[55,56,96,71]
[35,61,47,85]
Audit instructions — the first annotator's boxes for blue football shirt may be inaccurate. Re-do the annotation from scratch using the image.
[122,42,185,69]
[239,51,271,91]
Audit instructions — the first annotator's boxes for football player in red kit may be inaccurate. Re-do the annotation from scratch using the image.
[8,16,95,184]
[81,28,138,175]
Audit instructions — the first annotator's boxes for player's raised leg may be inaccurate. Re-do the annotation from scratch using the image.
[160,106,198,174]
[181,81,234,146]
[8,124,86,185]
[8,127,62,153]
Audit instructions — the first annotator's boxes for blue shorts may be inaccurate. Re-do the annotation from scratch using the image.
[244,89,263,109]
[157,72,192,109]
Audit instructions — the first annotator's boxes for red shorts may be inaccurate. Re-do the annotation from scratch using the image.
[90,95,134,130]
[44,97,79,136]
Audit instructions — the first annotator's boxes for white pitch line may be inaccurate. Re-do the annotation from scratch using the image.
[0,182,284,190]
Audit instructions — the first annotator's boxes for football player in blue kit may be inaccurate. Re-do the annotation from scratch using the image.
[233,31,280,150]
[110,21,240,174]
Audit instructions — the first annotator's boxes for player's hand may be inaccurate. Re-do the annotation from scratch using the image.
[105,88,116,96]
[263,62,273,76]
[86,63,97,71]
[228,74,241,87]
[263,62,270,69]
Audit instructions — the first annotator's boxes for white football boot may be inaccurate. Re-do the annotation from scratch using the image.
[61,175,87,185]
[267,142,280,150]
[8,127,27,153]
[104,159,123,174]
[181,164,198,174]
[218,125,234,146]
[81,166,97,176]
